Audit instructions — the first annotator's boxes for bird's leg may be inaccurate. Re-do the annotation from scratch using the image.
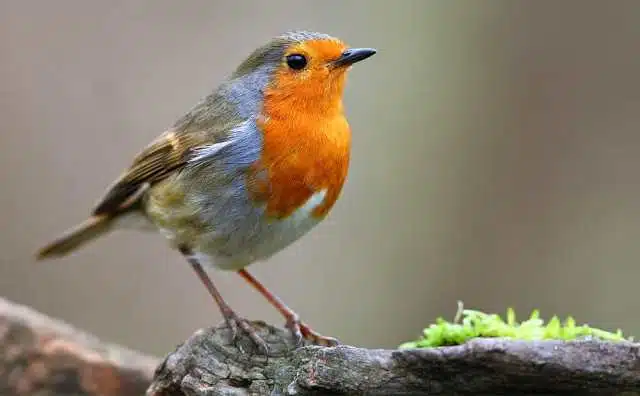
[179,247,268,354]
[237,269,339,347]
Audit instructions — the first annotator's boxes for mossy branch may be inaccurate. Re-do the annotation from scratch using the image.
[2,296,640,395]
[399,301,630,349]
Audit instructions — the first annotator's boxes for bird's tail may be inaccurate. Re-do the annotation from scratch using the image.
[36,215,113,260]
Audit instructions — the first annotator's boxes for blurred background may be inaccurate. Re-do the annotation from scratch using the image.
[1,0,639,356]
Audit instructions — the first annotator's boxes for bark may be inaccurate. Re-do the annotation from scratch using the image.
[148,321,640,395]
[2,296,639,395]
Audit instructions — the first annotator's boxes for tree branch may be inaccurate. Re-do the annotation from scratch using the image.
[0,297,158,395]
[2,296,639,395]
[148,322,640,396]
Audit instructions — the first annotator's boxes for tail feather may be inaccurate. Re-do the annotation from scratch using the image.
[36,216,112,260]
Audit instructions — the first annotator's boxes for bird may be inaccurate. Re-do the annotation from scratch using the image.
[36,30,376,353]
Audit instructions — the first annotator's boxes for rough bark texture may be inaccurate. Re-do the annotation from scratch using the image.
[2,296,640,395]
[149,321,640,395]
[0,297,158,395]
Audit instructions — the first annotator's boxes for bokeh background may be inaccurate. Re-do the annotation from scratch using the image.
[1,0,639,356]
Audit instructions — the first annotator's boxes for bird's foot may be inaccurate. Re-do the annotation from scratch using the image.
[222,309,269,355]
[285,314,340,347]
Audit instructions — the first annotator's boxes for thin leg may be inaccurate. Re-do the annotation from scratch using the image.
[237,269,339,347]
[179,247,268,354]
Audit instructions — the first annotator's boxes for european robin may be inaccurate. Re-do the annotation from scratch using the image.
[36,31,376,352]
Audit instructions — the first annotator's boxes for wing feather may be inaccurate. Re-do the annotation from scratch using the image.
[92,130,209,216]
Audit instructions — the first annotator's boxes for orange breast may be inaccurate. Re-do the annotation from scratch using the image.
[248,100,351,220]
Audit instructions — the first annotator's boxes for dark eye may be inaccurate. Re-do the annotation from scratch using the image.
[286,54,307,70]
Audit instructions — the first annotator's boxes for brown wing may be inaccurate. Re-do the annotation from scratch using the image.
[92,130,208,216]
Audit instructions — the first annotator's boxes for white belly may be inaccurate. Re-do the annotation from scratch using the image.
[204,189,327,270]
[150,189,329,271]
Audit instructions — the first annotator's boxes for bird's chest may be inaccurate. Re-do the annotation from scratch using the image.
[252,112,351,220]
[144,116,350,270]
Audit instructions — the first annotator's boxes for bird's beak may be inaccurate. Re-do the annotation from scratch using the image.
[330,48,377,68]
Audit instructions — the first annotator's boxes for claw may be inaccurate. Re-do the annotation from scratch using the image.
[301,323,340,347]
[285,315,304,347]
[223,312,240,342]
[222,309,269,355]
[286,316,340,347]
[237,317,269,355]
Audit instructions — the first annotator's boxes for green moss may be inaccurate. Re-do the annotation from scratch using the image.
[399,301,631,349]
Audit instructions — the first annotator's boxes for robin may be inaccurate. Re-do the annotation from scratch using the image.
[36,31,376,352]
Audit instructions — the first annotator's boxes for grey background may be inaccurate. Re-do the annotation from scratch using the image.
[1,0,639,356]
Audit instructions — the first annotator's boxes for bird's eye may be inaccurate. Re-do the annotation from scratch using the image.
[286,54,307,70]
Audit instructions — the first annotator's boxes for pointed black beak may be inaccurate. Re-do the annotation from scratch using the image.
[330,48,377,68]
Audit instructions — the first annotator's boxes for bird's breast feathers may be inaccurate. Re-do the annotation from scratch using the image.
[144,114,350,268]
[251,108,351,219]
